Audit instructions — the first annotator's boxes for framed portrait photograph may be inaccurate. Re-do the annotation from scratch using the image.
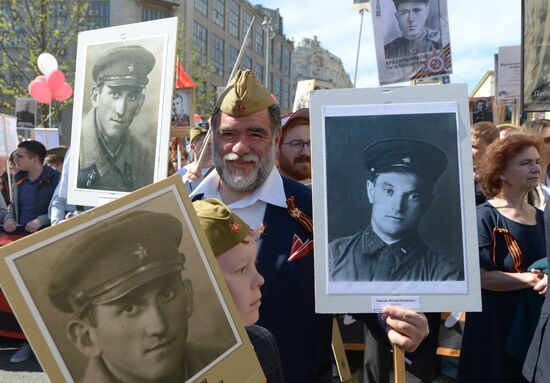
[15,97,37,129]
[0,176,265,383]
[370,0,453,86]
[522,0,550,112]
[67,18,177,207]
[171,89,194,127]
[310,85,481,313]
[470,96,496,124]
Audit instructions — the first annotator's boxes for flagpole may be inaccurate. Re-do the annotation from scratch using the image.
[228,16,255,84]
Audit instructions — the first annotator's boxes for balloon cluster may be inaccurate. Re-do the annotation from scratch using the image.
[28,53,73,104]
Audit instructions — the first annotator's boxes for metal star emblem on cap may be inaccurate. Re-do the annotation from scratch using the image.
[133,244,148,264]
[402,157,411,163]
[230,222,240,233]
[128,64,135,73]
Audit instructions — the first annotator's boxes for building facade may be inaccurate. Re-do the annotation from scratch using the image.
[293,35,352,90]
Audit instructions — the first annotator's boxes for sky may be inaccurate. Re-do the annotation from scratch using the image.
[254,0,521,95]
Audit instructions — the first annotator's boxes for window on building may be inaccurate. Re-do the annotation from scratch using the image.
[229,0,239,38]
[142,4,170,21]
[283,47,291,76]
[228,45,239,73]
[254,26,264,56]
[193,22,208,64]
[83,1,110,30]
[274,76,282,104]
[282,82,290,110]
[194,0,207,16]
[274,41,282,70]
[242,55,252,70]
[243,10,253,48]
[254,63,264,83]
[212,34,225,76]
[212,0,225,28]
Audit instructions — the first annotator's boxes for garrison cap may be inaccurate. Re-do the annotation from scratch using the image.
[363,139,447,185]
[193,198,250,257]
[45,146,67,159]
[48,210,184,317]
[217,70,275,117]
[190,127,208,143]
[93,45,156,88]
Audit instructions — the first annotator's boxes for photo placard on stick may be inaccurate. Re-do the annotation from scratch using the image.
[496,46,521,104]
[0,114,20,157]
[522,0,550,112]
[371,0,452,85]
[32,128,60,149]
[0,176,265,383]
[15,97,37,129]
[67,17,177,207]
[310,85,481,313]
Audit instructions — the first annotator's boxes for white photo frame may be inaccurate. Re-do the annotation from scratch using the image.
[67,18,177,207]
[310,85,481,313]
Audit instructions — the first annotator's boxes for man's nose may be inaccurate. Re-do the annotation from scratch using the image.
[232,136,251,155]
[114,96,128,116]
[144,303,169,337]
[391,195,407,212]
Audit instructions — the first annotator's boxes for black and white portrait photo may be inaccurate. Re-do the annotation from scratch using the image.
[470,97,494,124]
[310,86,481,314]
[522,0,550,112]
[68,18,177,207]
[172,90,191,126]
[371,0,452,85]
[0,178,265,383]
[15,97,37,129]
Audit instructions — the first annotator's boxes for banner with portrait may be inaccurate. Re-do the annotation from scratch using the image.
[371,0,452,85]
[67,18,177,207]
[522,0,550,112]
[310,85,481,313]
[0,176,265,383]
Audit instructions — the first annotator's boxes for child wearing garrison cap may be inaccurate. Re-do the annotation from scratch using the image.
[193,198,284,383]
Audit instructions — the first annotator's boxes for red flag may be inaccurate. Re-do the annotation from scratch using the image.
[175,56,196,89]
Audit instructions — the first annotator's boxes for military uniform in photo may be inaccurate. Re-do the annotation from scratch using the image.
[384,29,442,59]
[78,46,155,192]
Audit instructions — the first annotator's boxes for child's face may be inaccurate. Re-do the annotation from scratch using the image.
[216,234,265,325]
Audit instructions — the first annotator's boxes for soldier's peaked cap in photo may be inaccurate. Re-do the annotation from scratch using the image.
[217,69,275,117]
[48,210,184,317]
[93,45,156,88]
[393,0,429,6]
[363,139,447,184]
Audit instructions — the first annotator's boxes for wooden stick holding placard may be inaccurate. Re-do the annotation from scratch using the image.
[331,317,351,382]
[393,344,406,383]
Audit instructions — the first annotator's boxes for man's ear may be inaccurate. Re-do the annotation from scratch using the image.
[67,320,101,358]
[182,278,193,319]
[367,179,375,203]
[90,86,99,107]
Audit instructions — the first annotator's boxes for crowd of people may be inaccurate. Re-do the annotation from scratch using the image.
[1,69,550,383]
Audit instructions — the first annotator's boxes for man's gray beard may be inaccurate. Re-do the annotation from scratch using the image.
[214,147,276,193]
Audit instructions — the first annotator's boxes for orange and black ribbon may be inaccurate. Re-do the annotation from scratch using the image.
[492,227,524,272]
[286,196,313,233]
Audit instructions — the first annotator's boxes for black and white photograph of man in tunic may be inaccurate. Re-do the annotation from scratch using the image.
[172,90,191,126]
[0,186,244,383]
[76,38,162,193]
[325,110,465,287]
[522,0,550,112]
[372,0,452,85]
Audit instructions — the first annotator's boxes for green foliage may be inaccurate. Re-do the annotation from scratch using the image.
[0,0,89,125]
[175,19,216,119]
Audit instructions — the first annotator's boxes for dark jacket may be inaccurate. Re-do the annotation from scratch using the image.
[6,165,60,228]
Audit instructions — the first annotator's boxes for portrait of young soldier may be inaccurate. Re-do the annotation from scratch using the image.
[172,92,190,125]
[384,0,441,59]
[47,210,222,383]
[329,139,462,282]
[78,45,156,192]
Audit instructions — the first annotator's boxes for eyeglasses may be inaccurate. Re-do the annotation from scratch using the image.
[280,140,311,153]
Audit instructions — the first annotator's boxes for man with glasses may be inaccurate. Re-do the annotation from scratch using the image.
[277,108,311,183]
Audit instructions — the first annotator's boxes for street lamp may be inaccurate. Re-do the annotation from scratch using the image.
[262,16,274,89]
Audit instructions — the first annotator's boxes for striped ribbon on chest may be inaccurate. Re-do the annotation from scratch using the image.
[286,196,313,233]
[492,227,524,272]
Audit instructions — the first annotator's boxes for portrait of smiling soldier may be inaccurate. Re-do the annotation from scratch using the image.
[329,139,462,282]
[47,210,221,383]
[78,45,156,192]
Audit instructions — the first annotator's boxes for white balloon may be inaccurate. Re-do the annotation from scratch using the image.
[37,53,58,75]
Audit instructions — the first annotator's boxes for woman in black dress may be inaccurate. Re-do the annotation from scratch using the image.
[458,134,547,382]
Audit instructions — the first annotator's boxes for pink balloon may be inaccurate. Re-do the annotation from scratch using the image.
[53,82,73,101]
[29,77,52,104]
[46,69,65,92]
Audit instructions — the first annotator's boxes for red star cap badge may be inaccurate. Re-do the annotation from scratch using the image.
[230,222,240,233]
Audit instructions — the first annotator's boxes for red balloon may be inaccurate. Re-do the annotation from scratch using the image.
[53,82,73,101]
[46,69,65,92]
[28,76,52,104]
